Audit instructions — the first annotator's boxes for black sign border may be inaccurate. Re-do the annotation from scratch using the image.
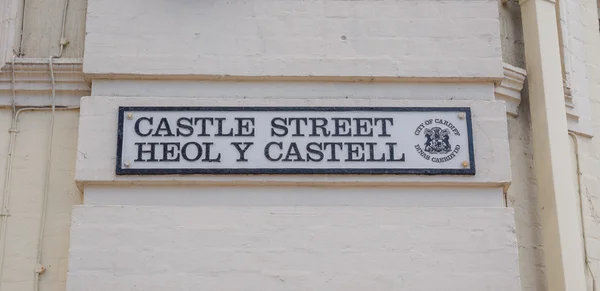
[116,106,476,176]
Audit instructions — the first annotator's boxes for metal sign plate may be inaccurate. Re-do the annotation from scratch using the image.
[116,106,475,175]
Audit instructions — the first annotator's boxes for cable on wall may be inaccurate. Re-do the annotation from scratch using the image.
[569,132,597,291]
[0,55,19,290]
[32,0,71,289]
[32,57,58,287]
[15,0,26,56]
[0,100,79,288]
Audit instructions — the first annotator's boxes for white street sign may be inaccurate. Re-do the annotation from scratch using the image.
[116,107,475,175]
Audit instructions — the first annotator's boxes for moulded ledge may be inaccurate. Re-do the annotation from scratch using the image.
[0,58,89,107]
[494,63,527,117]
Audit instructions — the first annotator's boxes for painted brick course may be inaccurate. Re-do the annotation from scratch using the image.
[83,0,503,79]
[67,206,520,291]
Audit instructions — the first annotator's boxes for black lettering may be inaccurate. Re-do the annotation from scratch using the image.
[306,142,324,162]
[366,142,386,162]
[135,142,159,162]
[432,152,456,163]
[181,142,203,161]
[202,142,221,162]
[309,118,330,137]
[386,142,405,161]
[434,119,460,136]
[160,142,180,162]
[134,117,153,137]
[332,118,352,137]
[453,145,461,153]
[283,142,305,162]
[194,117,214,137]
[152,118,175,137]
[288,118,308,137]
[414,144,431,160]
[176,117,193,137]
[323,142,343,162]
[235,118,255,137]
[215,118,234,136]
[231,142,254,162]
[265,142,283,161]
[345,142,365,161]
[271,117,288,137]
[375,118,394,137]
[354,118,373,137]
[414,123,425,135]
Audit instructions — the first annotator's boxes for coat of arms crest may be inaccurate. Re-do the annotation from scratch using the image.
[423,127,452,154]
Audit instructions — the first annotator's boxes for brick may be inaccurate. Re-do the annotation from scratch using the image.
[66,206,520,291]
[83,0,503,79]
[0,111,81,291]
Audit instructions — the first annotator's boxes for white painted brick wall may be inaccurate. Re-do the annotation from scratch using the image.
[89,80,496,100]
[82,185,505,207]
[83,0,503,79]
[66,206,520,291]
[0,111,82,291]
[576,0,600,287]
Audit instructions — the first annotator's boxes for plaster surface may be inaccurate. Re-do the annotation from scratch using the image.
[66,206,521,291]
[83,0,503,80]
[83,185,504,207]
[0,110,82,291]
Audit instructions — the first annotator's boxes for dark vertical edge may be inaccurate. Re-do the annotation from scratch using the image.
[115,107,125,175]
[465,108,476,175]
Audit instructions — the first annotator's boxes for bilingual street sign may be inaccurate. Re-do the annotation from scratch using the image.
[116,107,475,175]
